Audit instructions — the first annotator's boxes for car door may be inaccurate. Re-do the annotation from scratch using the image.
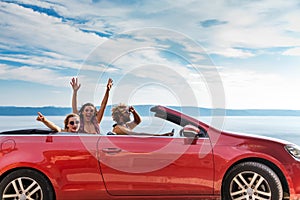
[97,134,213,196]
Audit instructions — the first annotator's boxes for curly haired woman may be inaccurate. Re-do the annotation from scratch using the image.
[111,103,173,136]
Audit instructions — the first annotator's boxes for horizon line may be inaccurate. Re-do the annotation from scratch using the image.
[1,105,300,111]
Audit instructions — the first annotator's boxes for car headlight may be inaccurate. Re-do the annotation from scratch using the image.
[285,144,300,160]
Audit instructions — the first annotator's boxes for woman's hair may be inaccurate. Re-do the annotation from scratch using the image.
[78,103,98,115]
[111,103,128,122]
[78,103,100,134]
[64,113,80,129]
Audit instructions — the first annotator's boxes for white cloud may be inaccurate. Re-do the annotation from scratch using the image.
[4,0,300,59]
[0,64,69,87]
[0,1,106,63]
[219,68,300,109]
[283,47,300,56]
[1,0,300,109]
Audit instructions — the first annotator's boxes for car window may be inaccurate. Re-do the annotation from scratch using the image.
[133,116,182,137]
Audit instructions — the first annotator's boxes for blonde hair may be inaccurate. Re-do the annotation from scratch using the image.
[111,103,128,122]
[64,113,80,129]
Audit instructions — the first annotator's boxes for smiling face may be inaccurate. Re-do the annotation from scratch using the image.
[82,105,96,122]
[66,116,80,132]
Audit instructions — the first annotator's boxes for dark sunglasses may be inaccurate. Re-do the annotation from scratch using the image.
[69,120,80,125]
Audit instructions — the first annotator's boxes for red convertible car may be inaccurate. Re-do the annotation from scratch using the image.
[0,105,300,200]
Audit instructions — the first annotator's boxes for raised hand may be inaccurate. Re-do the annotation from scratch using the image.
[164,129,174,136]
[107,78,113,90]
[36,112,45,122]
[70,77,81,92]
[128,106,135,113]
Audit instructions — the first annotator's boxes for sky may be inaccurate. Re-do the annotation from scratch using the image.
[1,0,300,110]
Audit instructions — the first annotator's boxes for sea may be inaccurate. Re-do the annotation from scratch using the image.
[1,116,300,146]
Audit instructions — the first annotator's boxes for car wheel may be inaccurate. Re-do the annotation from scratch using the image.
[0,169,54,200]
[222,161,283,200]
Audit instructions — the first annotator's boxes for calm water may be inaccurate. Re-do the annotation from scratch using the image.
[1,116,300,146]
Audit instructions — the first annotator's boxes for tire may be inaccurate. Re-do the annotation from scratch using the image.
[0,169,54,200]
[222,162,283,200]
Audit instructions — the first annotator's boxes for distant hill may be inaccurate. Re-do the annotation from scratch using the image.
[1,105,300,116]
[0,106,72,116]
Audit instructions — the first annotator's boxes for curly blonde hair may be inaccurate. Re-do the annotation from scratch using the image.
[111,103,129,122]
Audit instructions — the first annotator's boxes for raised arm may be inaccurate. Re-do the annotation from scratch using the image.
[70,77,81,114]
[96,78,113,124]
[36,112,61,132]
[126,106,142,129]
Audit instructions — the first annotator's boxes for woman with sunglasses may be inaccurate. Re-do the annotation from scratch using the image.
[70,77,113,134]
[36,112,80,133]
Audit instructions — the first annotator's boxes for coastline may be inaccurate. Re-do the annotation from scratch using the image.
[1,105,300,116]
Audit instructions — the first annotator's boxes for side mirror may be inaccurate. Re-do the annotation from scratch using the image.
[180,125,200,145]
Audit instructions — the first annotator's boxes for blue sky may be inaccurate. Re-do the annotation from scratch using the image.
[1,0,300,109]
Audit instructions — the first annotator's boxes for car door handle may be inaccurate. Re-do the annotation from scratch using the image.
[102,147,122,154]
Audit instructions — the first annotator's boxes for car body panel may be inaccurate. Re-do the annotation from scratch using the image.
[210,129,300,196]
[98,136,213,196]
[0,135,108,199]
[0,105,300,199]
